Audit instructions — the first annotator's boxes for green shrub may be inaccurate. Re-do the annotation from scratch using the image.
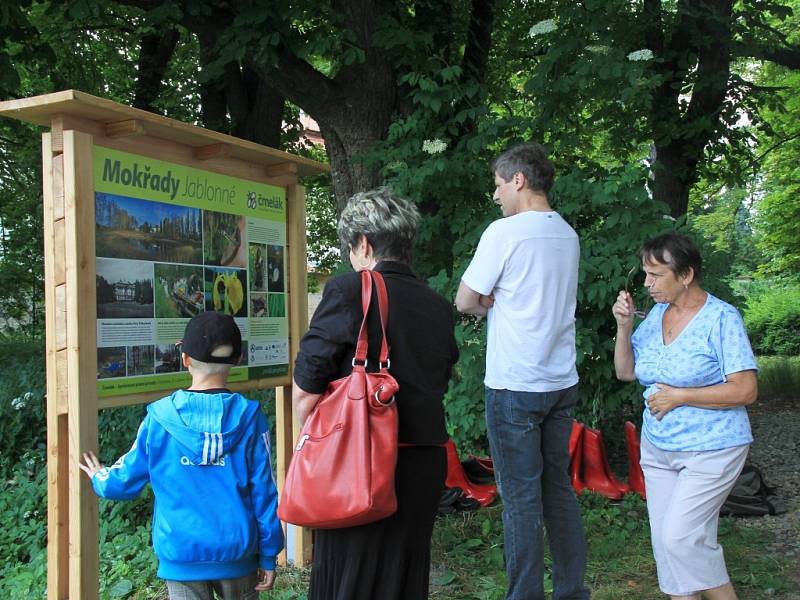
[744,284,800,356]
[756,356,800,401]
[0,337,46,476]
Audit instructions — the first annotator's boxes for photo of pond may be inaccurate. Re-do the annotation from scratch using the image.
[96,192,202,264]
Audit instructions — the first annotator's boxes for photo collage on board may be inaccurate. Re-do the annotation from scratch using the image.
[95,192,285,381]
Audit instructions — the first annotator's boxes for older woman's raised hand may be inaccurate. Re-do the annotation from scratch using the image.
[612,291,636,328]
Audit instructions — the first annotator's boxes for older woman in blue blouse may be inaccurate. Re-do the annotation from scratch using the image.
[612,233,757,600]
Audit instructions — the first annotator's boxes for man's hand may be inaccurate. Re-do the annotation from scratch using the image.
[479,293,495,309]
[456,281,490,316]
[78,451,105,479]
[255,568,276,591]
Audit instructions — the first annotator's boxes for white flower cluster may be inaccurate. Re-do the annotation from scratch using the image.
[585,45,611,54]
[422,139,447,155]
[11,392,33,410]
[627,49,654,61]
[529,19,557,37]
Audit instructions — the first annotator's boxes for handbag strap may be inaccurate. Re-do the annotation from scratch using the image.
[370,271,390,366]
[353,270,373,364]
[353,270,391,367]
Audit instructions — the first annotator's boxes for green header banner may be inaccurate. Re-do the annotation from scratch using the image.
[93,146,286,221]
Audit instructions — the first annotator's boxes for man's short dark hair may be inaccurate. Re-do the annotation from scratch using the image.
[640,232,703,282]
[492,143,555,194]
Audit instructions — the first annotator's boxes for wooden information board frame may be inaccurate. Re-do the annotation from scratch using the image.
[0,90,325,599]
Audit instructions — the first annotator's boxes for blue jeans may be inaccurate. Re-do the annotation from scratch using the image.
[485,385,589,600]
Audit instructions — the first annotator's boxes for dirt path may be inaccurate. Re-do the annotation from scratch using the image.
[742,397,800,598]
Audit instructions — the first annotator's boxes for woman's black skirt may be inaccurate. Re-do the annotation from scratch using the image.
[308,445,447,600]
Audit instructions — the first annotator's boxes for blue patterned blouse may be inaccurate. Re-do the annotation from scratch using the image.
[631,293,757,451]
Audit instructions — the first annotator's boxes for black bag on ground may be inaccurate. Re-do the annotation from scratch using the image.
[720,464,785,517]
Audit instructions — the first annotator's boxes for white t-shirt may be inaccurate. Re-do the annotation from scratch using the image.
[462,210,579,392]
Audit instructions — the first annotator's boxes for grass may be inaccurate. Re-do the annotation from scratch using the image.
[252,491,796,600]
[757,355,800,401]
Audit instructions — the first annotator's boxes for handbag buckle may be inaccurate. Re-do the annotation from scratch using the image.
[352,358,368,367]
[373,385,396,406]
[378,359,391,369]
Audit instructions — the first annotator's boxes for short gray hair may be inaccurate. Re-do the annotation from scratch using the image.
[337,187,420,262]
[187,344,235,375]
[492,143,555,194]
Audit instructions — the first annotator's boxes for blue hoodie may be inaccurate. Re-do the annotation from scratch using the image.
[91,390,284,581]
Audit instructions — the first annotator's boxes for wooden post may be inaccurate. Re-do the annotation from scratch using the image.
[63,129,100,600]
[43,132,70,600]
[276,182,312,565]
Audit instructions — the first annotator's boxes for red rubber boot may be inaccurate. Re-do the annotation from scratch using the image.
[624,421,646,499]
[581,427,625,500]
[444,439,497,507]
[569,421,586,494]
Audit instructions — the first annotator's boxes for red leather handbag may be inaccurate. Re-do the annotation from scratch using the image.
[278,270,400,529]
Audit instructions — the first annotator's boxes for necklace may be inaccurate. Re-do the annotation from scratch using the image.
[664,294,706,340]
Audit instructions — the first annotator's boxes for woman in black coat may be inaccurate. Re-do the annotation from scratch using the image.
[292,187,459,600]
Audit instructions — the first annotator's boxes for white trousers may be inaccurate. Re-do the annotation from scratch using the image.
[640,436,748,596]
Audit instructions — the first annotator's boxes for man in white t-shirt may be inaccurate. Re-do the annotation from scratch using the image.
[456,143,589,600]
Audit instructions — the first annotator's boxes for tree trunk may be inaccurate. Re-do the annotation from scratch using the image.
[132,26,179,113]
[652,144,693,218]
[225,64,285,148]
[645,0,733,218]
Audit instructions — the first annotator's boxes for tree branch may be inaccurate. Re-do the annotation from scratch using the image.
[247,46,338,120]
[731,40,800,69]
[756,130,800,163]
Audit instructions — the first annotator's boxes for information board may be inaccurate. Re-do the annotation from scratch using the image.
[93,146,290,397]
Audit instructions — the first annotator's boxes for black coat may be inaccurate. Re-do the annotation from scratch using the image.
[293,261,459,445]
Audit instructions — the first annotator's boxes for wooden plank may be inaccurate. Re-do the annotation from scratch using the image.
[53,154,64,220]
[37,111,310,188]
[48,414,70,599]
[264,162,298,177]
[43,132,70,600]
[63,129,99,600]
[53,219,65,285]
[275,385,295,568]
[51,116,64,154]
[96,374,292,410]
[0,90,328,178]
[55,350,68,415]
[55,284,67,351]
[95,135,299,188]
[277,183,312,565]
[105,119,145,138]
[194,142,229,160]
[265,174,299,188]
[285,184,309,379]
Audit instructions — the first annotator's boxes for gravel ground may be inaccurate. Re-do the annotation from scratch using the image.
[740,396,800,598]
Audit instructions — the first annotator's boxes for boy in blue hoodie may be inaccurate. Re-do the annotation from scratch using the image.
[79,311,283,599]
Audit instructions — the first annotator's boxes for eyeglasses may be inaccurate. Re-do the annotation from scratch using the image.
[624,265,651,319]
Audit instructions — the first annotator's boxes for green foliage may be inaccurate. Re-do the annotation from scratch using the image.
[0,336,46,473]
[744,283,800,355]
[756,355,800,401]
[751,4,800,280]
[556,165,672,428]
